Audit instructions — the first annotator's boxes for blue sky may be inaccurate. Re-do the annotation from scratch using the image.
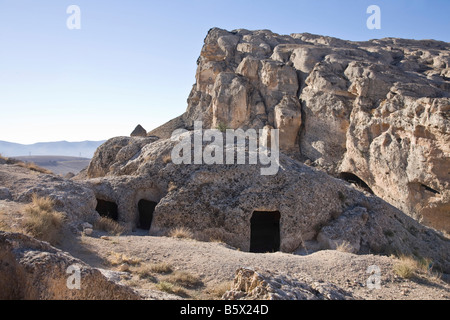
[0,0,449,144]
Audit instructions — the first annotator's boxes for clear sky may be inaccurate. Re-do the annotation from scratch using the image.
[0,0,449,144]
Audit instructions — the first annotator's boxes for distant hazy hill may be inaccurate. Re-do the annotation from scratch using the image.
[0,140,105,158]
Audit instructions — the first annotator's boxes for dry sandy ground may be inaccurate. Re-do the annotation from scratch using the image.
[63,230,450,300]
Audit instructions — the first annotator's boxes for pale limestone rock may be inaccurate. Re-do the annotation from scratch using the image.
[274,95,302,152]
[223,268,354,300]
[211,73,250,129]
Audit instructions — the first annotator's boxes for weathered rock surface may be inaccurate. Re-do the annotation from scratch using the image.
[130,124,148,137]
[83,131,450,273]
[223,267,354,300]
[166,28,449,232]
[0,232,141,300]
[0,187,12,201]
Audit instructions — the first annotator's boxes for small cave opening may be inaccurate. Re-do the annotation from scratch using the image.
[250,211,281,253]
[339,172,374,195]
[138,200,157,230]
[95,199,119,221]
[421,184,440,195]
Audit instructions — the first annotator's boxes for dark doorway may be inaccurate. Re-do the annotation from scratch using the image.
[250,211,281,253]
[96,199,119,221]
[339,172,374,194]
[138,200,157,230]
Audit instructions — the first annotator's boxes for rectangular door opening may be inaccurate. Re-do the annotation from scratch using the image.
[138,200,157,230]
[250,211,281,253]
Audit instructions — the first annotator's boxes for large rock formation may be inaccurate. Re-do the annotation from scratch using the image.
[148,28,449,233]
[81,28,450,272]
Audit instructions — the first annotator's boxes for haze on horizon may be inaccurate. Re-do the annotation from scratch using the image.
[1,0,449,144]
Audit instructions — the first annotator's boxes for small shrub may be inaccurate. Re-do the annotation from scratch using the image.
[23,194,65,245]
[216,122,230,133]
[168,227,194,239]
[94,217,125,235]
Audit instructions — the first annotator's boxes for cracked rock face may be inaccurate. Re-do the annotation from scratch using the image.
[175,28,450,233]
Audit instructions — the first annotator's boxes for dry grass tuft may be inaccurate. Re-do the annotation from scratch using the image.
[107,251,142,267]
[162,154,172,164]
[168,227,194,239]
[393,255,419,279]
[132,265,158,282]
[94,217,125,235]
[0,154,52,174]
[0,210,11,232]
[167,181,177,192]
[335,241,355,253]
[155,281,188,297]
[166,271,202,289]
[18,162,53,174]
[392,255,441,280]
[147,262,173,274]
[206,281,233,299]
[22,194,65,245]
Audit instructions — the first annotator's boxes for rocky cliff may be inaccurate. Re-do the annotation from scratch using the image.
[149,28,450,233]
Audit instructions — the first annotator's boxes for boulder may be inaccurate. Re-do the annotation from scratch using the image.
[223,268,354,300]
[0,187,12,201]
[0,232,141,300]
